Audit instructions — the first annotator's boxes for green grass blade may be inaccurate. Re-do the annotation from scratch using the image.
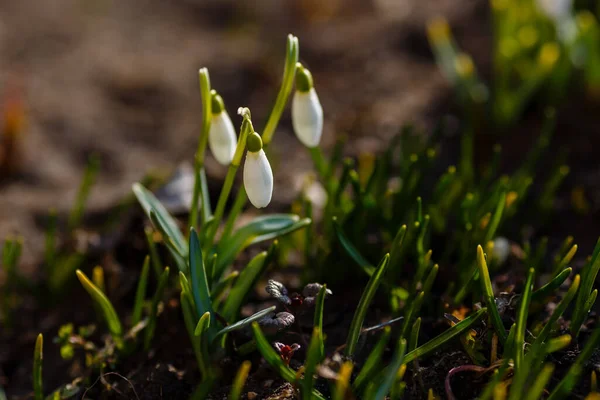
[33,333,43,400]
[76,270,122,339]
[133,183,187,257]
[313,285,327,357]
[68,154,99,230]
[303,328,323,400]
[476,245,507,343]
[404,307,487,364]
[251,322,326,400]
[401,292,424,339]
[535,275,580,345]
[483,191,506,243]
[548,326,600,400]
[210,270,239,304]
[180,291,203,373]
[229,361,251,400]
[131,255,150,327]
[144,227,163,279]
[214,306,276,340]
[345,253,390,357]
[215,215,311,277]
[144,267,170,350]
[409,318,421,353]
[553,245,577,276]
[523,363,554,400]
[221,251,268,322]
[144,267,169,350]
[515,268,535,370]
[189,228,213,320]
[333,218,373,274]
[532,268,571,303]
[372,338,407,400]
[352,327,391,392]
[193,312,212,379]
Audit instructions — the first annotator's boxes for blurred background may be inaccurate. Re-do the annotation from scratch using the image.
[0,0,487,267]
[1,0,599,268]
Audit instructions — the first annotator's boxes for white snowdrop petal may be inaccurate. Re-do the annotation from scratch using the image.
[243,149,273,208]
[536,0,572,21]
[292,88,323,148]
[208,111,237,165]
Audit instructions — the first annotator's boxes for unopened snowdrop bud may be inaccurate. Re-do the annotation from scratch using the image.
[208,90,237,165]
[292,64,323,148]
[243,132,273,208]
[492,237,511,266]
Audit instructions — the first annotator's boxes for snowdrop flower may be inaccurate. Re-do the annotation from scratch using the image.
[536,0,572,22]
[292,64,323,148]
[243,131,273,208]
[208,91,236,165]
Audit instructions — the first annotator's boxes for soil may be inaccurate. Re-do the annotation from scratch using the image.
[2,0,600,399]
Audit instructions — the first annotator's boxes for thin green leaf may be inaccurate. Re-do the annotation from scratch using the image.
[214,306,276,340]
[476,245,507,343]
[313,285,327,358]
[523,364,554,400]
[303,328,323,400]
[210,270,239,305]
[68,154,99,230]
[370,338,407,400]
[404,307,487,364]
[535,275,580,345]
[189,228,213,321]
[345,253,390,357]
[333,218,372,272]
[532,268,571,303]
[144,267,170,350]
[133,183,187,257]
[352,327,392,392]
[131,256,150,327]
[144,227,164,279]
[76,270,122,339]
[180,291,203,373]
[251,322,326,400]
[515,268,535,370]
[548,326,600,400]
[221,251,268,322]
[229,361,251,400]
[33,333,43,400]
[215,215,311,277]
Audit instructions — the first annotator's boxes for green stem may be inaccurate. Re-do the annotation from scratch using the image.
[222,187,247,241]
[189,68,212,230]
[261,35,299,146]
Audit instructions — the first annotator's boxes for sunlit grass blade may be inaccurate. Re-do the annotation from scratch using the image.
[401,292,424,339]
[514,268,535,370]
[215,215,311,277]
[523,364,554,400]
[535,275,579,345]
[133,183,187,257]
[532,268,571,303]
[553,244,577,276]
[222,251,268,322]
[214,306,276,340]
[352,326,391,392]
[548,326,600,400]
[33,333,43,400]
[131,255,150,327]
[189,228,213,321]
[572,239,600,336]
[68,154,99,230]
[144,266,170,350]
[75,270,122,340]
[193,311,213,379]
[332,361,353,400]
[404,308,487,363]
[229,361,251,400]
[302,328,323,400]
[476,245,507,343]
[345,253,390,357]
[251,322,326,400]
[210,271,239,305]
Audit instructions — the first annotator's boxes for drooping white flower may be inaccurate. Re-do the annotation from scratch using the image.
[292,64,323,148]
[536,0,572,22]
[243,132,273,208]
[208,91,236,165]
